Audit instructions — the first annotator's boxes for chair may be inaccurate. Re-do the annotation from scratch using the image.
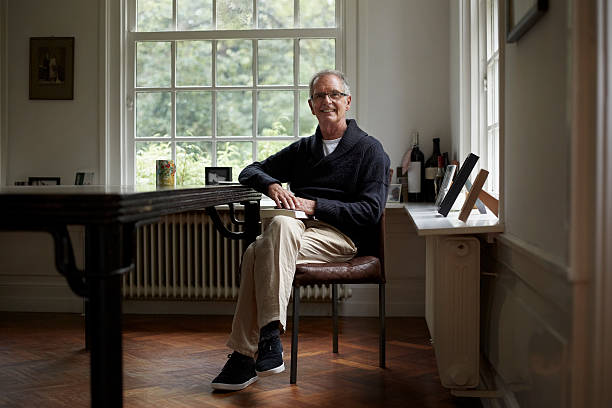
[289,212,386,384]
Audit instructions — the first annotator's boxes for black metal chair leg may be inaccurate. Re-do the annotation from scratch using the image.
[379,283,386,368]
[290,286,300,384]
[332,284,338,353]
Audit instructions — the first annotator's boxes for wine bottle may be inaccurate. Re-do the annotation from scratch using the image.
[423,138,441,202]
[407,132,424,202]
[433,155,445,201]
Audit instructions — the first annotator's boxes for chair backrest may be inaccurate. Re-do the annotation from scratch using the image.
[356,211,386,272]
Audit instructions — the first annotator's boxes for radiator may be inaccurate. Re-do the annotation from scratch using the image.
[124,211,350,301]
[426,236,480,389]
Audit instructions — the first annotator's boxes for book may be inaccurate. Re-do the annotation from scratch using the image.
[260,208,309,219]
[438,153,479,217]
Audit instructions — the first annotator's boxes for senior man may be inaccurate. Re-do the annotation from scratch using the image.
[211,69,390,391]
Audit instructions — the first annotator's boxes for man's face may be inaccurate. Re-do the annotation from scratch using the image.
[308,74,352,127]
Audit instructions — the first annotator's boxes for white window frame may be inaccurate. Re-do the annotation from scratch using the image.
[119,0,349,185]
[459,0,503,206]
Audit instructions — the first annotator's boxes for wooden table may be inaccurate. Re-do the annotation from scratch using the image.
[0,185,261,407]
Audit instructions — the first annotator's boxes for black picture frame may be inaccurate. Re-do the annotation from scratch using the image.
[438,154,479,217]
[29,37,75,100]
[28,176,61,186]
[506,0,548,43]
[205,167,232,185]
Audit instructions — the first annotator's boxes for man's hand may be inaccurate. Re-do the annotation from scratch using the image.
[295,197,316,216]
[267,184,316,215]
[267,183,299,210]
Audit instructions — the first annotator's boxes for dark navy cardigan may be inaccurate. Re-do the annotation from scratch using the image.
[239,119,390,251]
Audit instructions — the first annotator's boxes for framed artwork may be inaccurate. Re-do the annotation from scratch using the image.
[28,177,61,186]
[387,184,402,203]
[29,37,74,100]
[74,171,94,185]
[434,164,457,209]
[506,0,548,43]
[205,167,232,185]
[438,153,480,217]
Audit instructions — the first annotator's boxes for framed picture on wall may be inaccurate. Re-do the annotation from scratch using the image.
[506,0,548,43]
[29,37,74,100]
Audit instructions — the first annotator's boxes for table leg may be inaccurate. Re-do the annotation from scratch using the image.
[85,224,130,408]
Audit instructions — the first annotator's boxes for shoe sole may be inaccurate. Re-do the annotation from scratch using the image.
[256,362,285,377]
[211,375,258,391]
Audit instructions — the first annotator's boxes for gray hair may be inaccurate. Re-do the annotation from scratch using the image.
[308,69,351,99]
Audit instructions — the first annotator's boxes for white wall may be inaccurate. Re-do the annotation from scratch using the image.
[356,0,450,170]
[503,2,570,265]
[6,0,99,185]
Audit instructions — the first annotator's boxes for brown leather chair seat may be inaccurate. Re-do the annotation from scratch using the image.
[289,212,386,384]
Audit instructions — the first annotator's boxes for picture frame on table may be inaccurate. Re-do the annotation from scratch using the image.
[506,0,548,43]
[28,176,61,186]
[434,164,457,209]
[387,183,402,203]
[74,171,95,185]
[205,167,232,185]
[438,153,479,217]
[29,37,74,100]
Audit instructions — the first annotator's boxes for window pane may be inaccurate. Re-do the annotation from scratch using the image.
[217,0,253,29]
[258,91,293,136]
[136,92,171,138]
[299,39,335,85]
[177,91,212,136]
[136,42,171,88]
[136,141,171,185]
[258,0,293,29]
[176,141,212,185]
[176,41,212,87]
[216,141,253,180]
[137,0,172,32]
[493,0,499,54]
[217,40,253,86]
[217,91,252,136]
[178,0,213,31]
[494,59,499,123]
[257,140,292,161]
[299,90,318,136]
[258,39,293,85]
[300,0,335,28]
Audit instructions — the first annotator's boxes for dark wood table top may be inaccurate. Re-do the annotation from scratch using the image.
[0,184,261,226]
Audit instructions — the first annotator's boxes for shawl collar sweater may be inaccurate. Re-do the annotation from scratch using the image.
[239,119,390,250]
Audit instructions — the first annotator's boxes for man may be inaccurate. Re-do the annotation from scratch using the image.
[211,69,390,391]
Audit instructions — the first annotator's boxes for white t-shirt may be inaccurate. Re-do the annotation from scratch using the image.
[322,137,342,156]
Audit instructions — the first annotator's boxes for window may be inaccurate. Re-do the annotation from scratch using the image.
[482,0,499,196]
[460,0,500,198]
[125,0,342,185]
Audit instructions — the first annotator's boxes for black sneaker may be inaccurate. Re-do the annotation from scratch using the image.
[255,336,285,376]
[211,352,258,391]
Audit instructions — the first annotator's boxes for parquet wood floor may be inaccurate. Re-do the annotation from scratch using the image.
[0,313,481,408]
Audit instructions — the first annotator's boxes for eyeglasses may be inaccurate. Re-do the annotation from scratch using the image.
[311,91,349,101]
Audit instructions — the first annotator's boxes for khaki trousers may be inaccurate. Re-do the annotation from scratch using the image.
[227,215,357,357]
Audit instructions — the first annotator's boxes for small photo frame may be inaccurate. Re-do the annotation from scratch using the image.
[74,171,94,185]
[387,183,402,203]
[28,176,61,186]
[434,164,457,209]
[205,167,232,185]
[29,37,75,100]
